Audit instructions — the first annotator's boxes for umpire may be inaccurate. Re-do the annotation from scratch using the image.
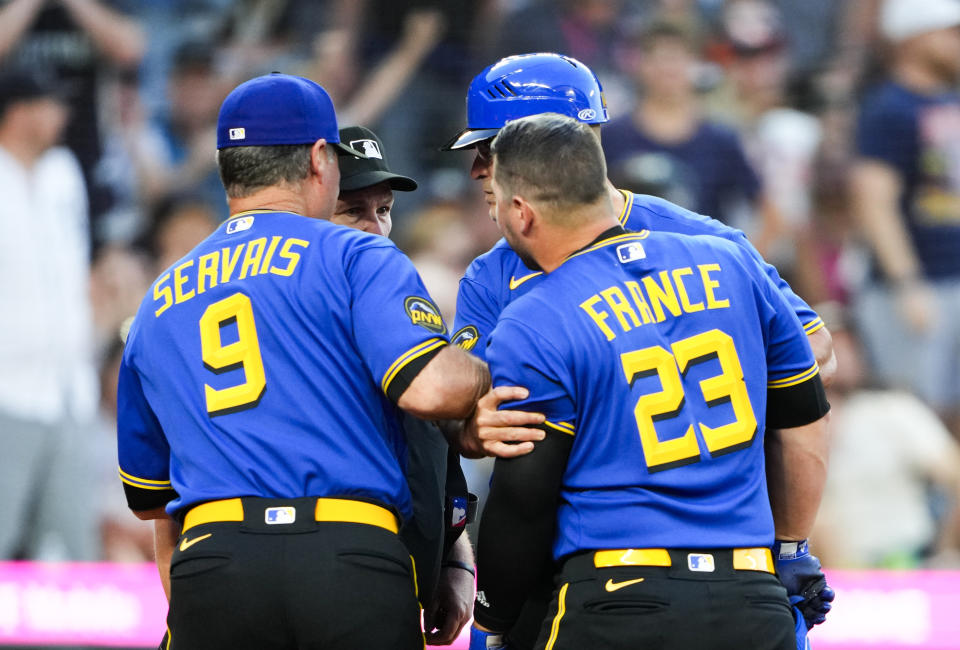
[333,124,478,644]
[116,73,489,649]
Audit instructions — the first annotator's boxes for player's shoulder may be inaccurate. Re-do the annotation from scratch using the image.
[623,191,744,241]
[463,237,522,281]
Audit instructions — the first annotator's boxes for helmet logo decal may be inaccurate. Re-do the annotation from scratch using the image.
[577,108,597,121]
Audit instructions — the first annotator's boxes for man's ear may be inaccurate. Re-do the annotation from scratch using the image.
[516,196,537,236]
[310,139,332,176]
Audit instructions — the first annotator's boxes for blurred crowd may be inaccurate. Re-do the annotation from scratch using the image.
[2,0,960,572]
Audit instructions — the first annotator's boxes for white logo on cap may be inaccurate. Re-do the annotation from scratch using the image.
[578,108,597,121]
[351,139,382,159]
[229,127,246,141]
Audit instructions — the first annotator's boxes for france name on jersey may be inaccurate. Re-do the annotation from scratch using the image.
[485,229,820,558]
[452,190,823,360]
[117,210,449,519]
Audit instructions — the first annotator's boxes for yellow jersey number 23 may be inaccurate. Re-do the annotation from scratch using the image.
[198,292,267,416]
[621,328,757,472]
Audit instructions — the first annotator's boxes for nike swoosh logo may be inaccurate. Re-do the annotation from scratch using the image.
[605,577,645,592]
[179,533,212,551]
[509,271,543,290]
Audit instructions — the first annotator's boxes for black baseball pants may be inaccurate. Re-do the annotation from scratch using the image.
[532,549,795,650]
[164,502,423,649]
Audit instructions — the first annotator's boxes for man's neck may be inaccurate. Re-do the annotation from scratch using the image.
[227,185,309,218]
[534,202,621,273]
[0,133,43,169]
[636,97,698,143]
[893,59,953,94]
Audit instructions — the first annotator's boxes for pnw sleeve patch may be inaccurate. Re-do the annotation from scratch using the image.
[404,296,446,333]
[452,325,479,351]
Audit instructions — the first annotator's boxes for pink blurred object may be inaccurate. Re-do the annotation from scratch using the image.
[0,563,957,649]
[0,561,167,647]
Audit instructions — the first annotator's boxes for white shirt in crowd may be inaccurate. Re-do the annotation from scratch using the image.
[0,145,97,423]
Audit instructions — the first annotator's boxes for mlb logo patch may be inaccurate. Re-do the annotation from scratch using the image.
[350,139,382,159]
[229,127,246,141]
[265,506,296,525]
[226,216,254,234]
[450,496,467,528]
[687,553,715,572]
[616,242,646,263]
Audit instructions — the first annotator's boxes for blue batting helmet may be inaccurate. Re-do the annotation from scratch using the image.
[441,52,609,151]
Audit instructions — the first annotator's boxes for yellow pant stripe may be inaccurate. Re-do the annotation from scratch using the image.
[545,582,569,650]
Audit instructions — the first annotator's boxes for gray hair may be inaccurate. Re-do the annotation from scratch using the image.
[216,144,313,199]
[490,113,607,217]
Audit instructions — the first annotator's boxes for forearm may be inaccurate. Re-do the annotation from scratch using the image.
[806,326,836,387]
[60,0,145,66]
[444,531,475,566]
[153,517,180,602]
[398,345,490,421]
[0,0,42,59]
[766,414,831,540]
[475,430,570,631]
[850,162,922,283]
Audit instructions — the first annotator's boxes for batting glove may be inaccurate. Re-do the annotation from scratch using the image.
[469,625,508,650]
[773,539,835,629]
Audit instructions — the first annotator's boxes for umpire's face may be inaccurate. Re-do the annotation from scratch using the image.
[331,181,394,237]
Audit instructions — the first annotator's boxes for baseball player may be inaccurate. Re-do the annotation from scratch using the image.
[442,53,836,380]
[442,53,836,650]
[332,124,477,645]
[117,73,491,649]
[470,113,831,650]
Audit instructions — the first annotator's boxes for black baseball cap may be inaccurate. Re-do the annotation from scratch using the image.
[0,69,65,116]
[338,125,418,192]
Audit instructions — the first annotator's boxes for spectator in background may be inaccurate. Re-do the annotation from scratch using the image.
[812,305,960,569]
[151,41,232,222]
[604,21,782,256]
[849,0,960,434]
[0,69,99,561]
[140,194,219,276]
[95,329,154,562]
[491,0,635,114]
[0,0,145,247]
[710,0,827,303]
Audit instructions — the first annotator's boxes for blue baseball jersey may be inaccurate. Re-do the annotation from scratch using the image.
[452,191,822,359]
[117,210,450,520]
[486,229,820,558]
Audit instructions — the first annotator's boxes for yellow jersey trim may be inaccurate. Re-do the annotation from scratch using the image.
[118,467,173,490]
[803,317,825,335]
[768,363,820,389]
[618,190,633,226]
[545,582,569,650]
[381,338,448,395]
[544,420,575,436]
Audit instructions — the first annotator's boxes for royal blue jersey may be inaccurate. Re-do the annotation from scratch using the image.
[486,229,820,558]
[117,210,450,520]
[453,191,822,360]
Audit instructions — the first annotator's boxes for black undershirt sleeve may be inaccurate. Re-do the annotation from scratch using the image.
[766,374,830,430]
[474,426,574,632]
[385,344,447,404]
[124,483,178,513]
